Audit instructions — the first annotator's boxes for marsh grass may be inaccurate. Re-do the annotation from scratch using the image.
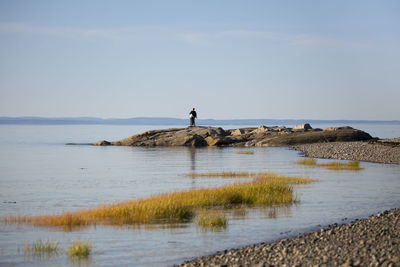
[296,158,363,171]
[185,171,254,178]
[185,171,315,184]
[296,158,316,166]
[5,174,311,228]
[235,151,254,155]
[67,240,92,258]
[255,174,315,184]
[24,239,60,256]
[195,210,227,230]
[318,160,363,171]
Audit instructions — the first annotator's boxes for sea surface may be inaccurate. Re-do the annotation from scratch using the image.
[0,123,399,266]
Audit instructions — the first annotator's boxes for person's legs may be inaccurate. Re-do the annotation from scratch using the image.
[190,117,194,126]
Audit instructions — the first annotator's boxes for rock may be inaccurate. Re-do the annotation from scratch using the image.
[292,123,312,131]
[94,140,111,146]
[93,125,373,148]
[231,129,245,135]
[253,125,270,133]
[323,126,353,131]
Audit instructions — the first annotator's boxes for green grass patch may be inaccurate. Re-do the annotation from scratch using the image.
[5,174,312,228]
[296,158,363,171]
[67,240,92,258]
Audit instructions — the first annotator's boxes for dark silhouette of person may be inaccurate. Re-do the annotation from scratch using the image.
[189,108,197,127]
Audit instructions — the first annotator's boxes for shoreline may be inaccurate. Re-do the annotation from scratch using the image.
[177,208,400,266]
[292,139,400,164]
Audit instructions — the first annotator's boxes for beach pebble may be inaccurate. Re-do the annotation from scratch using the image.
[292,141,400,164]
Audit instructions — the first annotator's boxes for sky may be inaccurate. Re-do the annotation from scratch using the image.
[0,1,399,120]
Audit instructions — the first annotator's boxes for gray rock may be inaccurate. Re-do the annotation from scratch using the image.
[292,123,312,131]
[93,125,373,148]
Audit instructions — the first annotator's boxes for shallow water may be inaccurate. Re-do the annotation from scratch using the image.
[0,124,399,267]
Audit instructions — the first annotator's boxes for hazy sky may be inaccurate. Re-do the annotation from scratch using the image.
[0,1,399,120]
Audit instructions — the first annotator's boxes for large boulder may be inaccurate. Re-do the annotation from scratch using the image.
[292,123,312,131]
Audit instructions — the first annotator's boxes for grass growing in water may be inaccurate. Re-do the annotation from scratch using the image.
[5,174,311,227]
[67,240,92,258]
[195,210,227,230]
[318,160,363,171]
[255,174,315,184]
[296,158,316,166]
[296,159,363,171]
[185,172,315,184]
[185,171,254,178]
[24,239,60,256]
[235,151,254,155]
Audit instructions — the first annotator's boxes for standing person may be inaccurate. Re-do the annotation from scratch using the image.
[189,108,197,127]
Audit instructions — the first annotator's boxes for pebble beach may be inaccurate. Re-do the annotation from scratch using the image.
[292,139,400,164]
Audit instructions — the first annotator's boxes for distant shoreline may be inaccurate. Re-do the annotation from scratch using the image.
[1,116,399,126]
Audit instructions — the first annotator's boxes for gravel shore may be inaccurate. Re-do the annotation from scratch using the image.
[178,209,400,267]
[292,140,400,164]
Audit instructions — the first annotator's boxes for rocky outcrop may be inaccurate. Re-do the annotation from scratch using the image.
[93,125,373,148]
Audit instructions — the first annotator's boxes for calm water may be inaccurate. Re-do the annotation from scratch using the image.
[0,124,399,267]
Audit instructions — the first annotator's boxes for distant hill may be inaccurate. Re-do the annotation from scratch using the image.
[0,116,399,126]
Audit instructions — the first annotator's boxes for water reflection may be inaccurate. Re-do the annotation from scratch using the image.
[187,148,198,189]
[67,256,92,267]
[188,148,196,172]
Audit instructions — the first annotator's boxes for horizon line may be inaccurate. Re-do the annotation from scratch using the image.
[0,116,399,124]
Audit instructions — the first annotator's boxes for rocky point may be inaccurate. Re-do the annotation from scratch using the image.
[93,124,373,147]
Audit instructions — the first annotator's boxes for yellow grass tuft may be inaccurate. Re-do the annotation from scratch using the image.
[296,158,363,171]
[255,173,315,184]
[318,160,363,171]
[67,240,92,258]
[4,175,311,228]
[24,239,60,256]
[185,171,253,178]
[185,171,315,184]
[296,158,317,166]
[195,210,227,230]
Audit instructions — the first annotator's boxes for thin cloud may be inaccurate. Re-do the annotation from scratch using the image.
[0,22,159,39]
[179,29,364,48]
[178,32,214,46]
[0,22,363,48]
